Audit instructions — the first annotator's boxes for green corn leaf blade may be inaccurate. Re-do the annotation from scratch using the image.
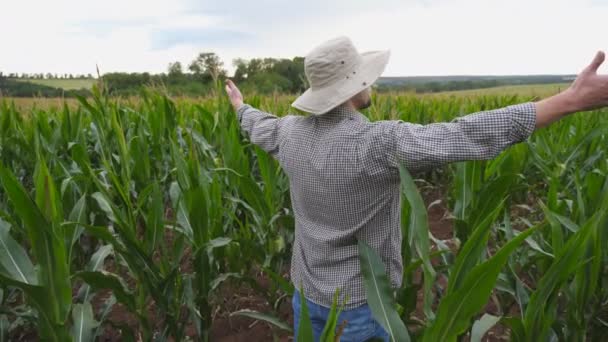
[447,201,504,294]
[0,164,51,238]
[67,194,87,262]
[398,164,435,319]
[209,273,241,294]
[184,187,209,246]
[170,139,192,190]
[573,223,601,323]
[91,192,118,224]
[469,175,516,229]
[424,225,537,342]
[206,237,232,250]
[144,182,163,252]
[523,210,604,339]
[78,245,113,302]
[75,271,136,312]
[176,199,194,242]
[230,309,293,332]
[183,276,203,337]
[85,244,113,271]
[297,286,314,342]
[550,212,580,233]
[239,177,271,223]
[33,153,63,226]
[452,161,483,221]
[320,288,343,342]
[471,314,501,342]
[69,222,121,248]
[539,199,564,253]
[0,164,72,327]
[358,240,411,342]
[254,146,280,208]
[0,315,8,342]
[0,219,37,285]
[109,108,131,179]
[71,303,99,342]
[0,273,63,340]
[262,267,295,296]
[501,317,525,342]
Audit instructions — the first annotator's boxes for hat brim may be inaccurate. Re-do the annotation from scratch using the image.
[291,50,391,115]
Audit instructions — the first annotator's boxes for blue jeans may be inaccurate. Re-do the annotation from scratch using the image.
[292,290,390,342]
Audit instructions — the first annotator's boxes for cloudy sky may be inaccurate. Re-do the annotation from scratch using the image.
[1,0,606,76]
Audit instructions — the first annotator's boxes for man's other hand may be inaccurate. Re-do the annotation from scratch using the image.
[535,51,608,128]
[225,79,244,111]
[567,51,608,111]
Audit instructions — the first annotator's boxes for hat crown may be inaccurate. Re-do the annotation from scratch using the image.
[304,36,363,90]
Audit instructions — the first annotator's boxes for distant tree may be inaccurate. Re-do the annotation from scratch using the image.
[237,56,305,93]
[87,73,93,79]
[168,61,183,77]
[247,59,263,78]
[46,73,53,79]
[188,52,226,82]
[233,58,248,82]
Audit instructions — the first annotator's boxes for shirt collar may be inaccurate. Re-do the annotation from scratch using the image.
[322,105,365,121]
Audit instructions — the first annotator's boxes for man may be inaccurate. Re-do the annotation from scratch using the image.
[224,36,608,341]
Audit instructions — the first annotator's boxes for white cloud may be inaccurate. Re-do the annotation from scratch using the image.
[0,0,606,76]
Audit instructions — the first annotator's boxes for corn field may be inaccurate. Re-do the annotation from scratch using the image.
[1,83,608,341]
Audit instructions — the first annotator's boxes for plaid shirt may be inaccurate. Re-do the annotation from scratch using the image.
[237,102,536,309]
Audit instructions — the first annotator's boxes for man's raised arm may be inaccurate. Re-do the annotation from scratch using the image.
[381,51,608,173]
[225,80,289,158]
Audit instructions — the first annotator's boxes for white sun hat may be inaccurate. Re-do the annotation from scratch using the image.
[291,36,391,115]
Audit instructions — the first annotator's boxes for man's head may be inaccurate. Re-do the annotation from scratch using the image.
[291,36,389,115]
[346,87,372,111]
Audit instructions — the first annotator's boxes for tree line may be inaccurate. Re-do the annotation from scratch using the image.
[0,52,307,97]
[0,72,94,80]
[103,52,307,96]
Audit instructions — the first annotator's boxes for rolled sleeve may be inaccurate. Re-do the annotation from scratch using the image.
[507,102,537,143]
[382,102,537,172]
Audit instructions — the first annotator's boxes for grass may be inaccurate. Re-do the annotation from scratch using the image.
[0,83,570,111]
[14,78,96,90]
[424,83,571,98]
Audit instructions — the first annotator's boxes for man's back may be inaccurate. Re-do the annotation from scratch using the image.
[278,106,403,309]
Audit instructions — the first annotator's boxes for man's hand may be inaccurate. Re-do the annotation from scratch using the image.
[535,51,608,128]
[567,51,608,111]
[225,79,244,111]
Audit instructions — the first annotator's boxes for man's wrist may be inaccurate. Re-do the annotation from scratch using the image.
[557,88,583,114]
[534,89,580,128]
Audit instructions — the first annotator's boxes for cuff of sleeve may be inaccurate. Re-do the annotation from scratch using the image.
[509,102,537,143]
[236,103,251,123]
